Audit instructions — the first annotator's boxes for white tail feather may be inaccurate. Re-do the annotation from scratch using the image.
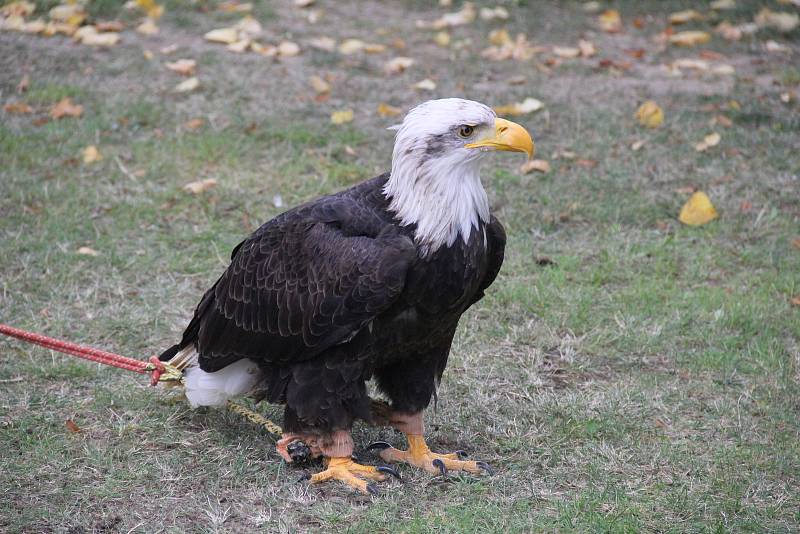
[182,355,263,407]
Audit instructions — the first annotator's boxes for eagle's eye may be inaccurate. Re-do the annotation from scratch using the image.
[457,125,475,138]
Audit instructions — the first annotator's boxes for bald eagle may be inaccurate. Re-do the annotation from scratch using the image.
[160,99,534,494]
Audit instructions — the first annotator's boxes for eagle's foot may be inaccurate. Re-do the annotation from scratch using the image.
[368,434,492,476]
[300,457,400,495]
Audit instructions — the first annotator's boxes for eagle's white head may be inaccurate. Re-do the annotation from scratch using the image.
[383,98,534,256]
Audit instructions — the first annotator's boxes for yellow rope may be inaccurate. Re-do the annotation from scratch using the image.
[227,400,283,436]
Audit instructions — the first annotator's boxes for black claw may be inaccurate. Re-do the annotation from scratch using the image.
[296,472,311,483]
[376,465,401,480]
[432,459,447,477]
[366,482,380,496]
[366,441,392,452]
[455,450,468,459]
[476,461,494,476]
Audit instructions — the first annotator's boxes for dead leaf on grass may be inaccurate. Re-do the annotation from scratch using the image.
[598,9,622,33]
[136,18,158,35]
[173,77,199,93]
[183,178,217,194]
[165,59,196,76]
[631,139,646,151]
[695,132,721,152]
[791,295,800,307]
[205,27,239,44]
[218,0,252,12]
[679,191,718,226]
[308,36,336,52]
[338,38,365,54]
[669,9,703,25]
[416,2,476,29]
[791,237,800,250]
[65,419,81,432]
[412,78,436,91]
[50,97,83,119]
[17,74,29,93]
[635,101,663,128]
[384,57,414,75]
[494,97,544,116]
[331,109,354,125]
[520,159,550,174]
[711,0,736,9]
[96,20,124,32]
[755,8,799,33]
[1,1,35,17]
[184,118,204,130]
[578,39,597,57]
[479,6,508,21]
[434,31,450,47]
[277,41,300,57]
[77,246,100,256]
[82,145,102,164]
[552,46,580,59]
[669,31,712,47]
[4,101,33,114]
[377,102,401,117]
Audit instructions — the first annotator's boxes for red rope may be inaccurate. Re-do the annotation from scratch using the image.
[0,323,165,385]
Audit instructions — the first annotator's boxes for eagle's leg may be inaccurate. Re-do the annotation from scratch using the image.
[278,430,399,494]
[368,412,493,476]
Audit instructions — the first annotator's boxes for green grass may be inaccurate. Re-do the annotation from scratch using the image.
[2,0,799,532]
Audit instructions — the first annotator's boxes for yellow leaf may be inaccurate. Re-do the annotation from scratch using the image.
[669,9,703,25]
[183,178,217,194]
[598,9,622,33]
[330,109,354,125]
[49,4,86,24]
[136,18,158,35]
[50,97,83,119]
[434,31,450,47]
[338,38,365,54]
[384,56,414,75]
[309,75,330,94]
[82,145,102,163]
[695,132,721,152]
[669,31,711,47]
[377,102,401,117]
[0,1,36,17]
[77,246,100,256]
[494,97,544,116]
[165,59,196,76]
[519,159,550,174]
[173,77,199,93]
[679,191,718,226]
[80,31,120,46]
[204,27,239,44]
[552,46,580,58]
[635,101,664,128]
[412,78,436,91]
[488,28,511,46]
[277,41,300,57]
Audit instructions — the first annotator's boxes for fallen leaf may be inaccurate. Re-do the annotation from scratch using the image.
[4,101,33,114]
[582,1,601,13]
[631,139,646,151]
[416,2,476,29]
[1,1,35,17]
[577,159,597,168]
[479,6,508,21]
[218,0,252,12]
[49,4,86,25]
[338,38,365,54]
[251,42,276,56]
[173,77,199,93]
[235,16,262,38]
[344,145,357,156]
[143,49,154,60]
[82,145,102,164]
[50,97,83,119]
[635,101,664,128]
[77,246,100,256]
[434,31,450,47]
[96,20,124,32]
[136,18,158,35]
[552,46,580,58]
[165,59,196,76]
[715,21,743,41]
[278,41,300,57]
[713,114,733,127]
[520,159,550,174]
[295,0,314,6]
[669,31,712,47]
[765,40,790,53]
[673,58,710,71]
[755,8,799,33]
[65,419,81,432]
[695,132,721,152]
[309,75,330,94]
[669,9,703,25]
[159,44,179,54]
[791,296,800,307]
[578,39,597,57]
[184,118,204,130]
[710,0,736,9]
[598,9,622,33]
[183,178,217,194]
[488,28,512,46]
[330,109,354,124]
[17,74,29,93]
[679,191,718,226]
[377,102,401,117]
[384,56,414,75]
[791,237,800,250]
[204,27,239,44]
[712,64,735,75]
[308,36,336,52]
[412,78,436,91]
[494,97,544,116]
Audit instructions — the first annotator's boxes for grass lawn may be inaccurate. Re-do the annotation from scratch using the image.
[1,0,799,532]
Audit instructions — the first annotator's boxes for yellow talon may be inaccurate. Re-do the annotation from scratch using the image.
[304,457,398,495]
[374,434,493,476]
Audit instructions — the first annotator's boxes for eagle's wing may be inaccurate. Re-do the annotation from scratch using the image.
[470,215,506,305]
[183,198,416,372]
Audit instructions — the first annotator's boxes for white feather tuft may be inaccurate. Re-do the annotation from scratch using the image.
[183,357,263,407]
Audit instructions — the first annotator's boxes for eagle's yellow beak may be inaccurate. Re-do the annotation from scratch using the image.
[465,118,534,159]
